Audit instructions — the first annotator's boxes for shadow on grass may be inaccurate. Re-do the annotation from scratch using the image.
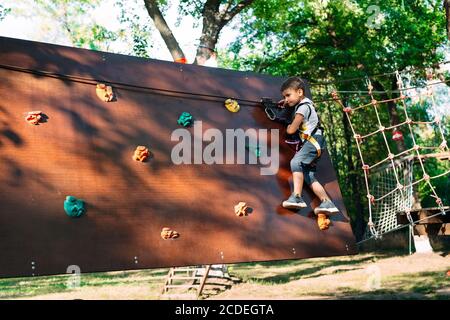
[229,252,401,285]
[315,270,450,300]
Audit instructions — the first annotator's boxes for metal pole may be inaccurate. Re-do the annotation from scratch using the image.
[408,224,412,255]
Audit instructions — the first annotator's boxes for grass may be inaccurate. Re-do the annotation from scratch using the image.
[0,251,448,300]
[329,271,450,300]
[226,252,398,285]
[0,268,169,299]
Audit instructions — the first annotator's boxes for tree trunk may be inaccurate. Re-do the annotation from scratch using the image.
[445,0,450,40]
[323,100,340,181]
[194,0,254,65]
[143,0,185,61]
[194,0,223,65]
[144,0,254,65]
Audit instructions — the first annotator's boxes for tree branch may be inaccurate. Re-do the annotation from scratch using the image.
[222,0,254,23]
[143,0,185,61]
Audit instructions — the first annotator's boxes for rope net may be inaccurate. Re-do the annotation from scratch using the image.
[369,158,414,237]
[331,69,450,240]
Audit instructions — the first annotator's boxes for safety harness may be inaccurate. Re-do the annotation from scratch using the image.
[293,101,324,157]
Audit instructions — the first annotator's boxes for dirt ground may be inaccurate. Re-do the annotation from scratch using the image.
[4,251,448,300]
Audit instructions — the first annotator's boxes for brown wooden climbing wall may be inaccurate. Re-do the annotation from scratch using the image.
[0,37,357,278]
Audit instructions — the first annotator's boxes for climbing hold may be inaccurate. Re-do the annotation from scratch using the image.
[96,83,114,102]
[317,213,330,230]
[234,202,250,217]
[161,227,180,240]
[224,99,240,113]
[175,57,187,64]
[392,130,403,141]
[64,196,86,218]
[177,112,194,127]
[25,111,43,125]
[132,146,150,162]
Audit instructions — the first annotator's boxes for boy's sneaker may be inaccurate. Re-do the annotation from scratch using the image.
[314,199,339,214]
[282,193,307,209]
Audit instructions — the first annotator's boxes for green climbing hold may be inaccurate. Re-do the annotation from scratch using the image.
[64,196,86,218]
[177,112,194,127]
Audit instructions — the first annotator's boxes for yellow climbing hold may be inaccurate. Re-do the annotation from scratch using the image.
[225,99,240,113]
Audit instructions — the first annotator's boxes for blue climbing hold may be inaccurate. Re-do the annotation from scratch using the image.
[177,112,194,127]
[64,196,86,218]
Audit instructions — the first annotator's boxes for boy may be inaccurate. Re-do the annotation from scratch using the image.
[280,77,339,216]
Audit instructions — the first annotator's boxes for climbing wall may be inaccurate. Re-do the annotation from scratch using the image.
[0,37,357,278]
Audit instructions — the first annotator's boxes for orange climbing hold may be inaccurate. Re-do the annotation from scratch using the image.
[317,213,331,230]
[161,227,180,240]
[25,111,42,125]
[96,83,114,102]
[175,57,187,64]
[234,202,250,217]
[132,146,150,162]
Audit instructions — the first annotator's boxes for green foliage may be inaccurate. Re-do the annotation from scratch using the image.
[116,0,153,58]
[16,0,119,51]
[223,0,449,234]
[0,4,11,21]
[226,0,446,79]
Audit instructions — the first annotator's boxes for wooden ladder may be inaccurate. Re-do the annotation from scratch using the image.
[161,265,211,299]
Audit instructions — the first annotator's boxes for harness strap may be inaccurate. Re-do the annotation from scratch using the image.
[300,133,322,158]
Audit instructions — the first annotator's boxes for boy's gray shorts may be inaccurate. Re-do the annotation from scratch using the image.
[290,133,326,184]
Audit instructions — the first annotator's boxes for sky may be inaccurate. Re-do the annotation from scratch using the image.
[0,0,241,62]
